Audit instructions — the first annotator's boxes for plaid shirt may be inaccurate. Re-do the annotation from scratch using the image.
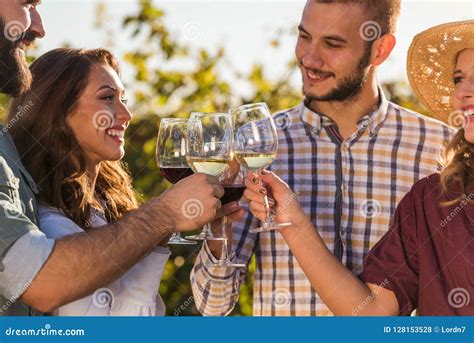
[190,91,455,316]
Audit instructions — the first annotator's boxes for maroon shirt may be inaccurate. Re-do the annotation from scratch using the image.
[359,173,473,316]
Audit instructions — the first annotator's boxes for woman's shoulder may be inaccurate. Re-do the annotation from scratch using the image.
[38,204,64,217]
[411,173,441,194]
[409,173,442,198]
[38,204,84,239]
[38,204,72,224]
[395,173,442,216]
[38,204,108,239]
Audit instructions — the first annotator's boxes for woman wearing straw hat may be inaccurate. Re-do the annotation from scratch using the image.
[242,20,473,316]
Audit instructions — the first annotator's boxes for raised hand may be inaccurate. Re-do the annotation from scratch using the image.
[243,170,307,228]
[158,173,224,232]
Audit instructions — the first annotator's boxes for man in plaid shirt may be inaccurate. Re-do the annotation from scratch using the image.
[190,0,455,316]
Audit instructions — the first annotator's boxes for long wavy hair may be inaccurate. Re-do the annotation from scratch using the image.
[7,48,139,229]
[439,129,474,205]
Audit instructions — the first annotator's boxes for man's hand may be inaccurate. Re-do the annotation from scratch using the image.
[159,173,225,232]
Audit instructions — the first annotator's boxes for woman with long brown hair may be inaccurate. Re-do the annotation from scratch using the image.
[243,20,473,315]
[7,48,171,316]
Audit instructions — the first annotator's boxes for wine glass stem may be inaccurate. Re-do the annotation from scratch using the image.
[220,216,229,261]
[258,169,273,224]
[202,223,211,237]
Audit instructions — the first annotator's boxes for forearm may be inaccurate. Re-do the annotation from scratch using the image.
[281,219,394,316]
[21,201,173,313]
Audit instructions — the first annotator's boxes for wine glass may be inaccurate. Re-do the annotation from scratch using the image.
[185,112,233,241]
[230,102,291,233]
[210,159,246,268]
[156,118,197,245]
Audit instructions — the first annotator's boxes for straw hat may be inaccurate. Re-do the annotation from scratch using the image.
[407,20,474,125]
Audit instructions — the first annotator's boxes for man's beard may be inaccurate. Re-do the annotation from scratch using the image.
[0,19,32,97]
[303,45,372,104]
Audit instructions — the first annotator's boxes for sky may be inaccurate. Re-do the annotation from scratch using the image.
[36,0,474,97]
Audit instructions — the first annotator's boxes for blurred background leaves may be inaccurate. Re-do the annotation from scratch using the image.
[0,0,429,316]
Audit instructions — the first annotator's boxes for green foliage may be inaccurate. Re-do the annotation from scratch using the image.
[0,94,9,121]
[0,1,431,317]
[383,81,429,116]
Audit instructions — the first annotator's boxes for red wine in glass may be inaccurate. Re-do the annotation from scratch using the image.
[160,167,194,184]
[221,185,245,205]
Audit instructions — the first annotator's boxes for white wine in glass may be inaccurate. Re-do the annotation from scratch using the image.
[231,103,291,233]
[234,152,276,170]
[185,112,233,241]
[186,157,230,176]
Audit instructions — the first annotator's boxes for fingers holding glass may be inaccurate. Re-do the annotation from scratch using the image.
[230,102,291,233]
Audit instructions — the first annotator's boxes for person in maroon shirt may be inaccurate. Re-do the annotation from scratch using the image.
[242,20,474,316]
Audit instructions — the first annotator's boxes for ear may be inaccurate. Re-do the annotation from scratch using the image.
[370,33,396,67]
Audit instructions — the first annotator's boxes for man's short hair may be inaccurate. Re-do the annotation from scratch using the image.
[314,0,401,35]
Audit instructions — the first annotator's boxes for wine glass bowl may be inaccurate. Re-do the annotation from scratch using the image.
[234,118,278,171]
[230,103,291,233]
[213,159,247,268]
[156,118,197,245]
[185,112,234,241]
[186,112,234,177]
[220,159,246,206]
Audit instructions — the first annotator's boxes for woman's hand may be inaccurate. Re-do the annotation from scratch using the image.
[243,170,307,228]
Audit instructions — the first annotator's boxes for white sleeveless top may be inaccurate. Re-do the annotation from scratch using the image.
[38,205,170,316]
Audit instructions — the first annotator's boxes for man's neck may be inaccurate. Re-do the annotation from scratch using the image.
[307,78,380,140]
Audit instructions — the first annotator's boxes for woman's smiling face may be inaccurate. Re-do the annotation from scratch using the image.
[452,48,474,142]
[66,63,132,170]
